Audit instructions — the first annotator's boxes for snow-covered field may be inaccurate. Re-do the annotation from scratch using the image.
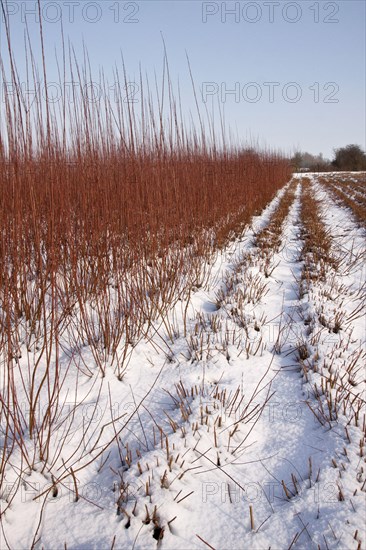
[1,173,365,550]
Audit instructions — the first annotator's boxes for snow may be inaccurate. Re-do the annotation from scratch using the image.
[1,174,365,550]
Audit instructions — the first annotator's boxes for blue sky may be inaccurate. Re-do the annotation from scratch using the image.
[1,0,365,158]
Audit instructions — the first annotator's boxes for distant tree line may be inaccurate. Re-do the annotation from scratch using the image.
[291,144,366,172]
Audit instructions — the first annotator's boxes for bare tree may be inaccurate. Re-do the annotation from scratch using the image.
[332,144,366,171]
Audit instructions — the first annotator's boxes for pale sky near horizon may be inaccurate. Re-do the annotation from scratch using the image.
[1,0,365,159]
